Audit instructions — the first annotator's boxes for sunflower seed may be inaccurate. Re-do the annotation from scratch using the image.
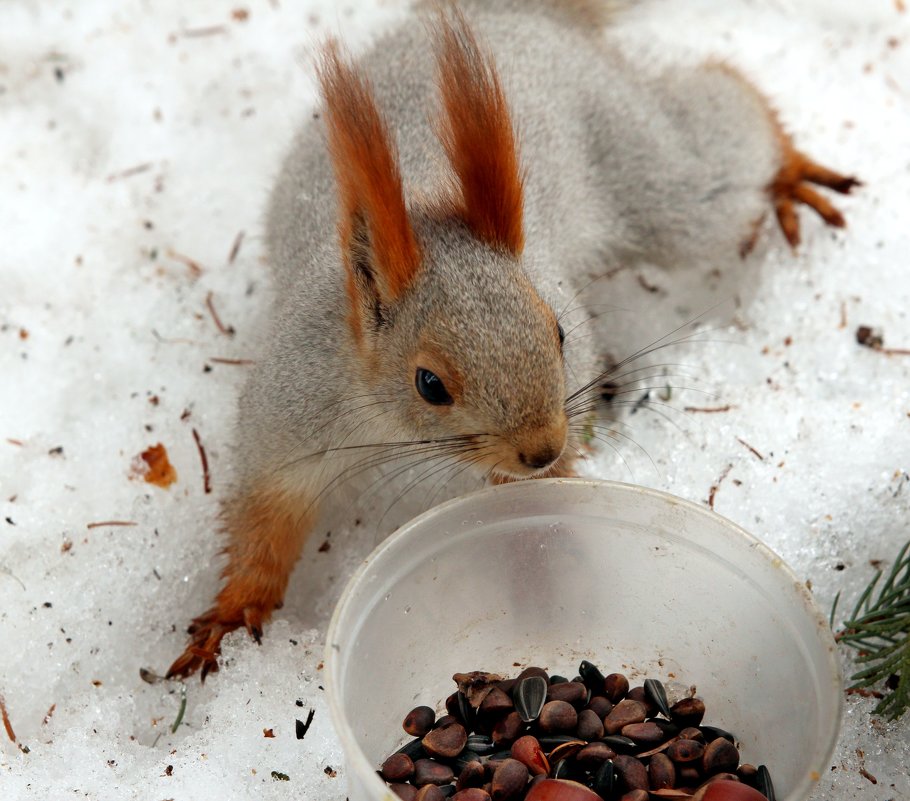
[644,678,671,718]
[515,676,548,723]
[756,764,776,801]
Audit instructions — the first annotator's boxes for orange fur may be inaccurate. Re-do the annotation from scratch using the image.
[167,487,314,679]
[434,9,525,255]
[318,43,421,307]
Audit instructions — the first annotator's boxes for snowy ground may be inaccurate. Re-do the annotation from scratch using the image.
[1,0,909,799]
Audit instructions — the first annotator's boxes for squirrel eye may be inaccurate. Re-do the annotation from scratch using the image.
[557,322,566,346]
[415,368,453,406]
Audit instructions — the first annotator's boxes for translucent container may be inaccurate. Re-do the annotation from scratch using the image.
[325,479,842,801]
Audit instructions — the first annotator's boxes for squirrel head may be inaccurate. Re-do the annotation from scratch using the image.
[391,218,568,479]
[318,10,568,478]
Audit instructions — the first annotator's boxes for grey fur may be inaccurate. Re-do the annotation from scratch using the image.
[253,3,779,501]
[163,1,863,680]
[439,0,624,31]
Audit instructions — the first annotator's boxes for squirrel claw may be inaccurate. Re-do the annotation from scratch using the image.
[797,161,861,195]
[243,607,265,644]
[200,659,218,683]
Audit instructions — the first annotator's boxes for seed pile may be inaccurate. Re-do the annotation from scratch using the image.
[378,662,776,801]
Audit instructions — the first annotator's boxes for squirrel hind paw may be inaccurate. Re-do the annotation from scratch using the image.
[771,149,861,250]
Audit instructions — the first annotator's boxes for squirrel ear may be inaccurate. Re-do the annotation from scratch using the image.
[318,43,422,317]
[434,9,525,256]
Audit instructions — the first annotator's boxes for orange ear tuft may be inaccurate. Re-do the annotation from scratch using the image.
[434,9,525,255]
[317,43,421,302]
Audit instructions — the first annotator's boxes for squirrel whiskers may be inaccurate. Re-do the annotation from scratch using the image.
[166,0,858,680]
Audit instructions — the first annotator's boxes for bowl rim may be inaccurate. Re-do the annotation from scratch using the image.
[325,477,844,801]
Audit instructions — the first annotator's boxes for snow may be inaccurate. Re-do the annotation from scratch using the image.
[1,0,908,799]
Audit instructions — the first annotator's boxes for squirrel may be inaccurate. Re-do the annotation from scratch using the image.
[166,0,858,680]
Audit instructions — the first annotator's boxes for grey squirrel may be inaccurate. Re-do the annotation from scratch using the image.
[167,0,858,679]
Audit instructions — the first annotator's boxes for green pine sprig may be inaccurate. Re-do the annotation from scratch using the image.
[832,539,910,720]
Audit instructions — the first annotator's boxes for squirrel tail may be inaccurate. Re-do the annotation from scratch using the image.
[437,0,631,31]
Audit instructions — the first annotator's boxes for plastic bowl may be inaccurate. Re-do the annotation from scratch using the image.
[325,479,842,801]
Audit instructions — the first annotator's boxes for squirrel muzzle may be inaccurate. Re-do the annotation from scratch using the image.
[501,414,569,477]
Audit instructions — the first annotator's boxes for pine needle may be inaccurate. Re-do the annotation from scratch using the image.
[171,683,187,733]
[833,539,910,719]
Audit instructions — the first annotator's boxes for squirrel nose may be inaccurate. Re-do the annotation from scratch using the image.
[512,416,568,473]
[518,446,560,470]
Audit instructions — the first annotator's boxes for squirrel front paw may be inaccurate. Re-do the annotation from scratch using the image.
[166,488,315,680]
[166,609,235,681]
[768,146,861,251]
[166,602,273,681]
